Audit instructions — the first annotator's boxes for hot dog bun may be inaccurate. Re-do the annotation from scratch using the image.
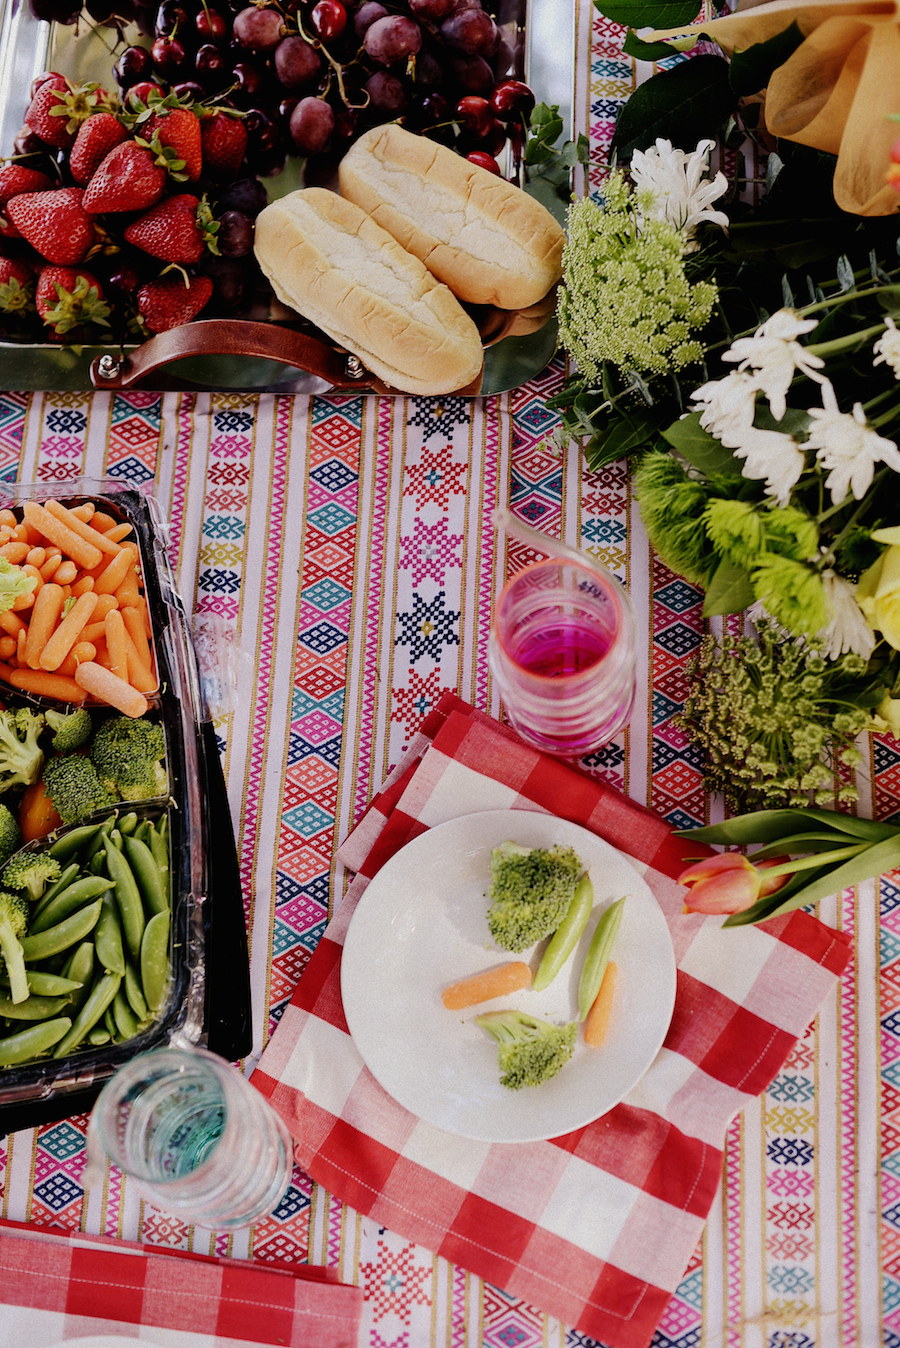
[253,186,484,395]
[338,123,565,310]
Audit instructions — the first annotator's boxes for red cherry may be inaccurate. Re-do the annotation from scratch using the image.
[127,80,164,107]
[311,0,347,40]
[466,150,500,175]
[455,94,492,139]
[490,78,535,123]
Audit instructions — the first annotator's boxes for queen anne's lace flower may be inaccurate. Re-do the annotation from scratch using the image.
[805,400,900,503]
[817,569,876,660]
[629,138,729,251]
[690,371,759,448]
[723,309,828,420]
[873,316,900,379]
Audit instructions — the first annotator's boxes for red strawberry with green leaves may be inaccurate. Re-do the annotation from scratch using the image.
[25,76,111,149]
[136,271,213,332]
[6,187,95,264]
[145,108,202,181]
[70,112,129,186]
[82,140,167,214]
[199,109,248,178]
[124,193,219,264]
[0,259,34,315]
[35,265,111,335]
[0,165,54,207]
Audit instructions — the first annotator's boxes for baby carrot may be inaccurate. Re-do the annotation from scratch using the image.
[0,510,16,527]
[577,897,626,1022]
[22,501,102,569]
[441,961,532,1011]
[104,607,130,682]
[74,661,148,717]
[9,668,86,702]
[89,511,117,532]
[93,548,133,596]
[58,642,97,677]
[0,637,15,661]
[71,575,95,597]
[25,546,46,567]
[40,591,99,672]
[23,582,64,669]
[0,542,29,564]
[39,554,62,581]
[0,610,25,638]
[104,522,133,543]
[45,499,121,557]
[70,502,95,522]
[54,559,78,586]
[114,566,141,607]
[583,961,618,1048]
[121,606,153,674]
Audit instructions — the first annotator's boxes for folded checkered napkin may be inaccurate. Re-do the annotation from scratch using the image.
[252,695,850,1348]
[0,1218,362,1347]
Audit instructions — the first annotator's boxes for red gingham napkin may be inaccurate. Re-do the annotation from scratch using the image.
[252,695,851,1348]
[0,1218,362,1346]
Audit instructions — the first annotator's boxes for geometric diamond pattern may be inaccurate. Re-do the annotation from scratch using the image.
[33,1171,82,1211]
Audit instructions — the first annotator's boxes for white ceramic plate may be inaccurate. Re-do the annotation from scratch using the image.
[341,809,676,1143]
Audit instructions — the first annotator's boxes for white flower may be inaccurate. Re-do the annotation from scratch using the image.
[873,316,900,379]
[723,308,828,420]
[629,138,728,251]
[731,425,806,506]
[817,569,876,660]
[690,370,759,448]
[805,401,900,503]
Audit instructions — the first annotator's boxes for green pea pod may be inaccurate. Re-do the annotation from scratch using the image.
[33,863,81,920]
[52,972,121,1057]
[0,992,70,1020]
[140,909,170,1013]
[87,851,108,877]
[88,1026,111,1046]
[532,873,595,993]
[94,892,125,977]
[84,819,115,865]
[22,899,103,962]
[122,834,168,916]
[48,825,101,863]
[0,969,82,997]
[109,828,125,853]
[123,959,148,1022]
[104,839,145,966]
[149,817,169,883]
[62,941,95,1015]
[134,820,152,846]
[118,813,139,836]
[0,1017,72,1065]
[112,986,139,1041]
[29,876,114,935]
[104,1004,117,1038]
[577,896,626,1022]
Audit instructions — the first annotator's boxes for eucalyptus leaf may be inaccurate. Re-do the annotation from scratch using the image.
[702,558,755,616]
[585,406,663,469]
[611,55,737,159]
[662,411,744,475]
[594,0,701,30]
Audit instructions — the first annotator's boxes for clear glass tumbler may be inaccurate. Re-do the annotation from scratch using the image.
[488,557,637,757]
[86,1045,293,1229]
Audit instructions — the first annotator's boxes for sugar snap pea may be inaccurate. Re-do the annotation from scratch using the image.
[62,941,95,1015]
[104,1004,117,1038]
[1,969,82,997]
[134,820,152,845]
[577,896,626,1022]
[123,959,148,1022]
[118,813,139,836]
[109,828,125,853]
[84,819,114,865]
[104,839,145,965]
[94,892,125,976]
[48,825,101,862]
[532,873,594,993]
[140,909,170,1013]
[29,876,114,935]
[112,986,139,1040]
[52,972,121,1057]
[88,1026,111,1045]
[21,898,103,962]
[33,863,81,920]
[0,1017,72,1065]
[122,834,168,916]
[149,817,169,883]
[0,992,70,1020]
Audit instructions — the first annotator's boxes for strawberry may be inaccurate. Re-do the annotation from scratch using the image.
[6,187,95,265]
[83,141,167,214]
[124,193,219,264]
[200,110,248,178]
[0,165,53,207]
[136,271,213,332]
[25,75,110,149]
[35,265,110,335]
[0,259,34,315]
[146,108,203,181]
[70,112,129,186]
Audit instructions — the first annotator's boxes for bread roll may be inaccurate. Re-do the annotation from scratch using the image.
[253,187,483,395]
[338,124,565,310]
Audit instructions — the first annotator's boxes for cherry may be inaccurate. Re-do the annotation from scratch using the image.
[126,79,164,106]
[490,78,535,123]
[466,149,500,175]
[455,94,492,139]
[151,33,189,74]
[310,0,347,40]
[113,44,154,86]
[195,5,229,39]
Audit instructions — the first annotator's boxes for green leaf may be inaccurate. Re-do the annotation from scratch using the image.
[595,0,701,29]
[677,807,899,845]
[622,29,685,61]
[727,22,805,96]
[702,558,755,616]
[662,411,744,476]
[749,834,872,861]
[742,834,900,920]
[585,407,663,469]
[611,55,738,159]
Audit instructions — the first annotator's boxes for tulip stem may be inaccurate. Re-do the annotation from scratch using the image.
[755,842,865,880]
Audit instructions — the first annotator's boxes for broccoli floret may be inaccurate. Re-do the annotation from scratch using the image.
[0,889,29,1004]
[476,1009,577,1089]
[0,557,37,615]
[3,851,62,904]
[486,842,583,952]
[90,715,167,803]
[45,707,93,753]
[42,754,114,825]
[0,707,45,794]
[0,804,21,869]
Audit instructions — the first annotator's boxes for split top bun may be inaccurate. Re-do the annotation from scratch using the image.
[338,123,565,310]
[253,186,484,396]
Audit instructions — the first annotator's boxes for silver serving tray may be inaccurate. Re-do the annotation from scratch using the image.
[0,0,572,393]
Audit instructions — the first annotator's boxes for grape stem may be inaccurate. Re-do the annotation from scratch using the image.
[293,14,370,109]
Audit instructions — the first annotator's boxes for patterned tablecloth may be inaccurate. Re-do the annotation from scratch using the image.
[0,4,897,1347]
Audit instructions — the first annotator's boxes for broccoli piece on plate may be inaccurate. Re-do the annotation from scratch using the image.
[476,1009,577,1089]
[0,889,29,1004]
[45,707,92,754]
[486,841,583,952]
[0,804,21,869]
[90,715,167,803]
[3,851,62,904]
[42,754,114,826]
[0,707,45,794]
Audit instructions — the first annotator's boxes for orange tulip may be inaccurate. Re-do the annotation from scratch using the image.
[677,852,790,915]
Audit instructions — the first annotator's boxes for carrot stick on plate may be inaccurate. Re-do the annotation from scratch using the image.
[441,961,533,1010]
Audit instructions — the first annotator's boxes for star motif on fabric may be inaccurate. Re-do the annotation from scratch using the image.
[395,591,460,662]
[360,1244,431,1322]
[402,443,467,509]
[407,396,470,441]
[398,517,464,586]
[390,667,451,731]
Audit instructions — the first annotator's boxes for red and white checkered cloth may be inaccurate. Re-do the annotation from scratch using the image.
[252,695,851,1348]
[0,1218,362,1346]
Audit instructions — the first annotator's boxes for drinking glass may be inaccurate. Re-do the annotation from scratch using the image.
[488,557,636,756]
[86,1045,293,1229]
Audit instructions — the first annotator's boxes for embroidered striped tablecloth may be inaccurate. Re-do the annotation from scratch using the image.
[0,5,896,1348]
